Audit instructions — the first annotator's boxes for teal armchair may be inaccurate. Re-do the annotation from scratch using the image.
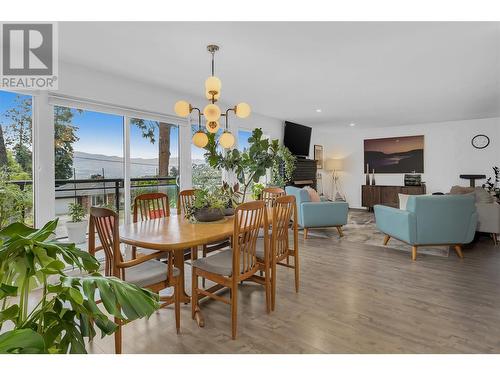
[374,195,477,260]
[285,186,349,239]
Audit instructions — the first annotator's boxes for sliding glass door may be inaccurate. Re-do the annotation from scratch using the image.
[129,118,180,215]
[53,106,124,240]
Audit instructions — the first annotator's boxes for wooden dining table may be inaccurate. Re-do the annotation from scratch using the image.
[119,214,237,327]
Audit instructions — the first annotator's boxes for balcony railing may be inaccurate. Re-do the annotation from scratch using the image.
[9,177,179,222]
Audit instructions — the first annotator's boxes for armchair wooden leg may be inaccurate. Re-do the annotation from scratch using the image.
[411,246,417,261]
[304,228,308,240]
[383,235,391,246]
[336,226,344,238]
[454,245,464,259]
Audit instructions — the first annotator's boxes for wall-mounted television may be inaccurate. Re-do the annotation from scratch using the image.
[283,121,312,158]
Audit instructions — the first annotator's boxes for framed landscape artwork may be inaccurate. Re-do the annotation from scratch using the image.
[314,144,323,169]
[363,135,424,173]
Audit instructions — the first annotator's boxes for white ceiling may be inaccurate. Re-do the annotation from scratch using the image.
[59,22,500,128]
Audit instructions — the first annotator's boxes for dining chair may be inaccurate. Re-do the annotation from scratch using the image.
[89,207,181,354]
[256,195,299,311]
[132,192,170,259]
[177,189,197,216]
[178,189,231,283]
[261,187,285,207]
[191,200,270,339]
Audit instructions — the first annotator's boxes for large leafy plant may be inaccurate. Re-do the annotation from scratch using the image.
[203,128,294,200]
[0,219,159,354]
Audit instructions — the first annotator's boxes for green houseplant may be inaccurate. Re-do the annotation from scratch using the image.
[65,202,88,244]
[186,188,227,222]
[203,128,295,201]
[0,219,159,354]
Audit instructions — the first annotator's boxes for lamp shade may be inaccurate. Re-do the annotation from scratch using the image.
[326,158,343,171]
[205,76,222,95]
[219,131,235,149]
[203,103,221,121]
[192,130,208,148]
[174,100,191,117]
[206,120,220,133]
[235,102,251,118]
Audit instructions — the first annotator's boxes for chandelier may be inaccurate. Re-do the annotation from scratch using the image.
[174,45,251,149]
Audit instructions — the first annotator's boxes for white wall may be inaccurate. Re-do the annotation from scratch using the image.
[311,117,500,208]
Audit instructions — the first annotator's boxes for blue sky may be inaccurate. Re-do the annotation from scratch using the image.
[1,90,248,162]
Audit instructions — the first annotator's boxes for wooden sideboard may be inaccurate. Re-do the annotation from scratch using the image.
[361,185,426,211]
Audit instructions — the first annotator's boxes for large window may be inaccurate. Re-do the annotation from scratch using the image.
[0,90,33,228]
[54,106,124,239]
[130,118,179,212]
[191,125,222,189]
[238,129,252,152]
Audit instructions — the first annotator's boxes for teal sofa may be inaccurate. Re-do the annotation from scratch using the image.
[374,195,477,260]
[285,186,349,239]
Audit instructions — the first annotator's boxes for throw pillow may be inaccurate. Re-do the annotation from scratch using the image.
[449,185,475,195]
[398,193,410,210]
[303,186,321,202]
[474,187,495,204]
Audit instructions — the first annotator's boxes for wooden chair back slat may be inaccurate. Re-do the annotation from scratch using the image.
[233,200,267,277]
[261,187,285,207]
[272,195,296,259]
[133,193,170,222]
[89,207,122,277]
[177,189,197,215]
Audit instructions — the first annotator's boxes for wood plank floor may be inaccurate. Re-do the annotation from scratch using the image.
[87,233,500,354]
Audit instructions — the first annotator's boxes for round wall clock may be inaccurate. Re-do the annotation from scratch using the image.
[471,134,490,149]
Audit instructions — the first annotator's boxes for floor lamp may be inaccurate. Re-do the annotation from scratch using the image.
[325,158,346,202]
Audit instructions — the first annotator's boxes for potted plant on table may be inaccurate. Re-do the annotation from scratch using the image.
[186,188,226,222]
[0,219,159,353]
[65,202,88,244]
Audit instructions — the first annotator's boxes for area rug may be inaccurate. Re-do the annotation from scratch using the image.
[303,209,450,257]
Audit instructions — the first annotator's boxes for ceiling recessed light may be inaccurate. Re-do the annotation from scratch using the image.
[316,109,322,113]
[349,123,356,127]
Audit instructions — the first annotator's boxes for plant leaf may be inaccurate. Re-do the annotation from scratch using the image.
[0,304,19,324]
[0,329,45,354]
